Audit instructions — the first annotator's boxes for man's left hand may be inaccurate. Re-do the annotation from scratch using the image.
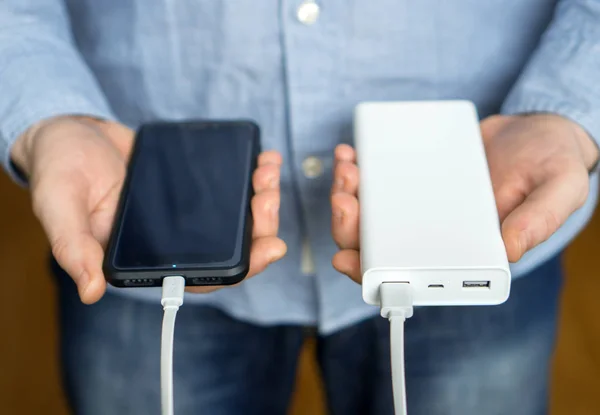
[331,113,599,283]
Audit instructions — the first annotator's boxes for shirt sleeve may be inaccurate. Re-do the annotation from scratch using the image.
[0,1,116,184]
[501,0,600,148]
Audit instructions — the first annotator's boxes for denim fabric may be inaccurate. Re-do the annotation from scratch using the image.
[54,255,561,415]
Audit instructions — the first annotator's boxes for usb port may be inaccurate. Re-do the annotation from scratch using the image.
[462,281,490,289]
[428,284,444,289]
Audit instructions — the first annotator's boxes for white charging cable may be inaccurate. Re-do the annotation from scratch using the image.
[161,276,186,415]
[380,282,414,415]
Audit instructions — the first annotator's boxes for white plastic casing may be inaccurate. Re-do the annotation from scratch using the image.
[355,100,511,306]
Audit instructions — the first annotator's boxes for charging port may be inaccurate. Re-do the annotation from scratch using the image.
[191,277,223,285]
[463,281,491,289]
[428,284,444,289]
[123,279,155,287]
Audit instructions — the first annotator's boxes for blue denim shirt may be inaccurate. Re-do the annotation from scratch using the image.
[1,0,599,334]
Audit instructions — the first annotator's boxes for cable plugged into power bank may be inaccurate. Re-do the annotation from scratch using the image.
[161,276,186,415]
[380,283,414,415]
[355,100,512,414]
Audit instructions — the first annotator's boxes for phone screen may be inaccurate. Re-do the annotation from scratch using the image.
[110,122,257,270]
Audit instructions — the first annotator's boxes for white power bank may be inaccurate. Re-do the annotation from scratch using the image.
[355,100,511,307]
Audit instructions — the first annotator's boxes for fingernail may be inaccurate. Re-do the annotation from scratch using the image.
[78,271,90,297]
[517,232,528,256]
[270,202,280,217]
[333,208,343,222]
[269,247,285,262]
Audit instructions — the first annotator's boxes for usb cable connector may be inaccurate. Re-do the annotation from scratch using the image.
[161,276,185,415]
[380,282,414,415]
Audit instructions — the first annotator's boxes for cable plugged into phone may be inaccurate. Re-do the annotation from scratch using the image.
[102,120,260,289]
[161,276,185,415]
[99,120,262,414]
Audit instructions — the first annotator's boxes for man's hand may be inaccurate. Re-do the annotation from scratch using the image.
[331,114,599,283]
[12,116,286,303]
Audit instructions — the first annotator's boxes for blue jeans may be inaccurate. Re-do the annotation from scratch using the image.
[54,256,562,415]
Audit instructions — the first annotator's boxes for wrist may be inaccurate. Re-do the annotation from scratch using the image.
[10,120,43,177]
[571,122,600,171]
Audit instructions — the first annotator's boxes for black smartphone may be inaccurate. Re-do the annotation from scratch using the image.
[103,120,260,288]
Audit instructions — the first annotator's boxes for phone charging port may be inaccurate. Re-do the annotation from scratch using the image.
[123,279,155,287]
[191,277,223,285]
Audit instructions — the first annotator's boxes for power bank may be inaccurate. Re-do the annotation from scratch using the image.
[355,101,511,306]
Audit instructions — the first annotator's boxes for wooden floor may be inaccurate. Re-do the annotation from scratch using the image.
[1,170,599,415]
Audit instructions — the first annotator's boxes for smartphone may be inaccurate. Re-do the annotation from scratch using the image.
[103,120,260,288]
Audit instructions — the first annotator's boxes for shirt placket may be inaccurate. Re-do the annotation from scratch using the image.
[281,0,365,331]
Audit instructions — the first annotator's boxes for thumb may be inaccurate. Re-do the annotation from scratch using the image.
[501,171,587,262]
[32,182,107,304]
[480,115,509,140]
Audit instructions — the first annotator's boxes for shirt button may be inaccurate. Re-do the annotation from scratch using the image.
[297,1,320,25]
[302,156,323,178]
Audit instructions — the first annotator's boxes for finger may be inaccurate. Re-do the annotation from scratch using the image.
[332,160,359,195]
[501,170,588,262]
[480,115,508,142]
[331,192,360,250]
[253,163,281,193]
[79,117,135,160]
[492,172,530,222]
[258,150,283,167]
[32,181,106,304]
[332,249,362,283]
[88,180,125,248]
[334,144,356,163]
[185,286,220,294]
[247,236,287,276]
[252,189,280,239]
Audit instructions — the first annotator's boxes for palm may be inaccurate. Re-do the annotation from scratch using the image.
[26,118,133,302]
[330,114,596,283]
[26,117,285,302]
[41,121,131,248]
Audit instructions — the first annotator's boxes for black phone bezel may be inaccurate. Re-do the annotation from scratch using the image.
[102,120,260,288]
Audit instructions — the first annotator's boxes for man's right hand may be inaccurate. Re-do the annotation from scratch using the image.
[11,117,286,304]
